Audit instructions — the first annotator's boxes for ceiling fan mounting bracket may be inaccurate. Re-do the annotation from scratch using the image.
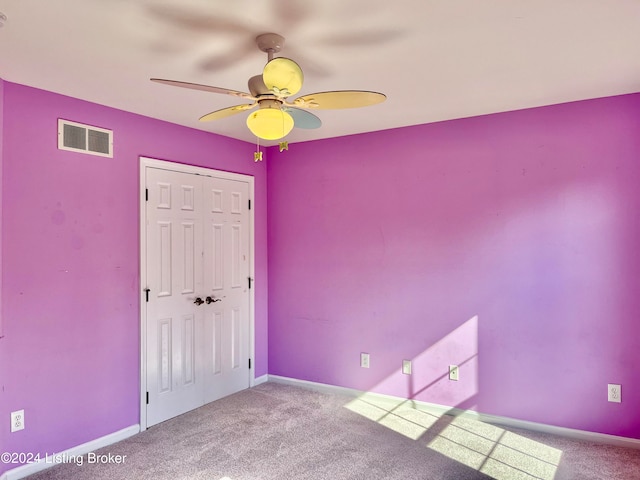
[256,33,285,56]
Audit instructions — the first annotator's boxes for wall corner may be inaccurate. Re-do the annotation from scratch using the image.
[0,77,4,340]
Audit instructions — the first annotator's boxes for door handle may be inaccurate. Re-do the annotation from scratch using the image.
[194,297,205,306]
[206,296,222,304]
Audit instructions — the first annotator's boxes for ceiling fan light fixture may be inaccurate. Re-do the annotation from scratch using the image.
[246,107,294,141]
[263,57,303,97]
[151,33,385,147]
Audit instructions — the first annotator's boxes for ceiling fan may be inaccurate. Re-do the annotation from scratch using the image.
[151,33,386,143]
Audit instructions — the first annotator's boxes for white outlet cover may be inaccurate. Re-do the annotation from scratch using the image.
[360,353,370,368]
[11,409,25,432]
[608,384,621,403]
[449,365,459,381]
[402,360,412,375]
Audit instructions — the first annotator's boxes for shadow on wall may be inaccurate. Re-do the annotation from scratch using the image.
[344,315,562,480]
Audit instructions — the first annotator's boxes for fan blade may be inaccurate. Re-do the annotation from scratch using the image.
[150,78,255,100]
[197,45,252,73]
[199,104,257,122]
[294,91,386,109]
[262,58,304,97]
[273,0,312,26]
[287,108,322,129]
[318,30,403,47]
[147,5,251,35]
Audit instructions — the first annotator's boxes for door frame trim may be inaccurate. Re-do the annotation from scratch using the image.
[139,156,256,431]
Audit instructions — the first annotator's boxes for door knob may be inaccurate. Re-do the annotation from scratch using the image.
[206,296,222,304]
[194,297,205,306]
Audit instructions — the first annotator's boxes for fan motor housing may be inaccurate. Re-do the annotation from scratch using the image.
[248,75,270,97]
[257,99,283,110]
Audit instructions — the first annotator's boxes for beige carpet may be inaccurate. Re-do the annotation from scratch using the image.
[26,382,640,480]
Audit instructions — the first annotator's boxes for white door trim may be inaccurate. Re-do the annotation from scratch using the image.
[139,156,256,431]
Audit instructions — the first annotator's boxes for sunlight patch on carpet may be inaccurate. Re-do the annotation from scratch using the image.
[346,394,562,479]
[345,393,440,440]
[428,417,562,480]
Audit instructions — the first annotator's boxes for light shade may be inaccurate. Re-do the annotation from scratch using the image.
[246,108,294,140]
[263,57,303,96]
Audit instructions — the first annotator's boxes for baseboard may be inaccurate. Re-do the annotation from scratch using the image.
[1,424,140,480]
[267,375,640,450]
[269,375,365,398]
[253,374,269,386]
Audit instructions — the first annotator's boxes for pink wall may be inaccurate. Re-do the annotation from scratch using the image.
[0,79,5,458]
[2,79,639,476]
[0,78,4,338]
[267,93,640,438]
[0,81,268,471]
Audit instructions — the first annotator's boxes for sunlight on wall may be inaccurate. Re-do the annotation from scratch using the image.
[373,316,479,405]
[344,315,562,480]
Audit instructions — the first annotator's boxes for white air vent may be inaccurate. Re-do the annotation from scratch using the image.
[58,119,113,158]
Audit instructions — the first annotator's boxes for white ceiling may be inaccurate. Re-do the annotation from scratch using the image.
[1,0,639,145]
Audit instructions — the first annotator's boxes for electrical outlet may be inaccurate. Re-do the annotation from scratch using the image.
[11,410,25,432]
[402,360,412,375]
[449,365,459,381]
[360,353,370,368]
[608,384,621,403]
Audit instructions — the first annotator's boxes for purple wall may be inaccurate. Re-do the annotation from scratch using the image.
[0,81,268,471]
[267,93,640,439]
[2,80,639,476]
[0,78,4,338]
[0,79,5,459]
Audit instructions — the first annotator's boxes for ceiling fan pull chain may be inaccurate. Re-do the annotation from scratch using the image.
[254,136,263,162]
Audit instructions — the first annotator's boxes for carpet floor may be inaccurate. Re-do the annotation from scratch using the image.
[26,382,640,480]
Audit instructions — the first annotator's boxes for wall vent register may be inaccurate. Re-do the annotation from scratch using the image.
[58,119,113,157]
